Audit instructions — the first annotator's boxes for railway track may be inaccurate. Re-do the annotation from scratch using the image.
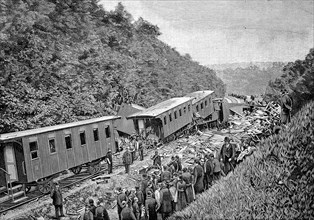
[0,165,111,215]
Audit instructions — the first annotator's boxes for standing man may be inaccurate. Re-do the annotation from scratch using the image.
[145,191,158,220]
[117,187,127,220]
[138,137,144,161]
[159,182,173,219]
[106,150,113,174]
[175,155,182,171]
[135,186,144,213]
[95,199,110,220]
[151,150,161,169]
[280,89,293,124]
[182,167,194,204]
[220,137,236,175]
[123,147,132,174]
[120,201,137,220]
[212,153,222,182]
[204,154,214,189]
[193,159,204,195]
[50,181,65,219]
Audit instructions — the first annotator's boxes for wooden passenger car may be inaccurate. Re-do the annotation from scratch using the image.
[127,97,194,142]
[0,116,120,194]
[185,90,215,120]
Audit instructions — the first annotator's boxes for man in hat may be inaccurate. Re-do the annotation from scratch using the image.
[123,147,132,174]
[89,198,97,217]
[50,181,65,219]
[204,154,214,189]
[145,191,158,220]
[137,137,144,161]
[280,89,292,124]
[117,187,127,220]
[135,186,144,211]
[175,155,182,171]
[132,197,141,220]
[182,167,194,204]
[106,149,113,174]
[160,166,172,183]
[140,173,149,202]
[220,137,236,175]
[151,150,161,169]
[120,200,137,220]
[193,158,204,194]
[168,156,178,173]
[159,182,173,219]
[95,198,110,220]
[212,153,222,182]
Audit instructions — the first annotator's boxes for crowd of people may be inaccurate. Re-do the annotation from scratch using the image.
[115,136,238,220]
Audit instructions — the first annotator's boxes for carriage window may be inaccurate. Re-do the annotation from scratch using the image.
[201,102,204,109]
[169,113,172,122]
[179,109,182,116]
[105,126,111,138]
[188,105,191,111]
[196,105,199,112]
[80,131,86,146]
[174,111,177,119]
[65,135,72,149]
[184,107,186,114]
[29,141,39,159]
[49,139,56,153]
[205,100,208,106]
[164,116,167,125]
[93,128,99,141]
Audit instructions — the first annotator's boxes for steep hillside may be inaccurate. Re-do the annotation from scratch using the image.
[265,48,314,114]
[170,101,314,219]
[212,62,285,95]
[0,0,225,133]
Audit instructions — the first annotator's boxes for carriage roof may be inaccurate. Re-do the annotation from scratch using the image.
[185,90,214,104]
[0,116,121,141]
[127,97,193,119]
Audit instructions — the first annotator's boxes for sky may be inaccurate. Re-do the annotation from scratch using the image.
[99,0,314,65]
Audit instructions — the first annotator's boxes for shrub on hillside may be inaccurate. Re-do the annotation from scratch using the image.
[170,101,314,219]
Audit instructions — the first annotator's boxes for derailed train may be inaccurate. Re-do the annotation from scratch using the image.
[0,90,232,198]
[127,90,230,142]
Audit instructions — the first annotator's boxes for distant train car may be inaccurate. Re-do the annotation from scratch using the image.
[127,97,194,142]
[185,90,215,120]
[0,116,120,194]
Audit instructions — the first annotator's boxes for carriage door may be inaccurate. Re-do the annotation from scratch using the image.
[4,143,18,183]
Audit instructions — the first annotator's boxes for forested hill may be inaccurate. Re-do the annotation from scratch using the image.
[0,0,225,133]
[211,62,285,95]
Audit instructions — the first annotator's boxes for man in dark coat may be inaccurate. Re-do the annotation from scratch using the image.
[123,147,132,174]
[121,201,137,220]
[280,89,292,124]
[220,137,236,175]
[168,156,178,173]
[151,150,161,169]
[212,154,222,182]
[135,186,144,210]
[50,181,64,219]
[159,183,173,219]
[204,154,214,189]
[140,173,149,202]
[182,167,194,204]
[95,199,110,220]
[145,191,158,220]
[193,159,204,195]
[160,166,172,183]
[106,150,113,174]
[89,199,97,217]
[117,187,127,220]
[132,197,141,220]
[138,138,144,161]
[175,155,182,171]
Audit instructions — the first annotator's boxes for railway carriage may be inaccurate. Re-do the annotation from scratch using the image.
[0,116,120,195]
[127,97,194,142]
[185,90,215,120]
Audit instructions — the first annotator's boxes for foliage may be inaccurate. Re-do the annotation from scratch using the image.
[265,48,314,114]
[0,0,225,133]
[169,101,314,220]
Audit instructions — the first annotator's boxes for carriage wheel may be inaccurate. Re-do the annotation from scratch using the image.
[70,166,82,175]
[38,180,53,194]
